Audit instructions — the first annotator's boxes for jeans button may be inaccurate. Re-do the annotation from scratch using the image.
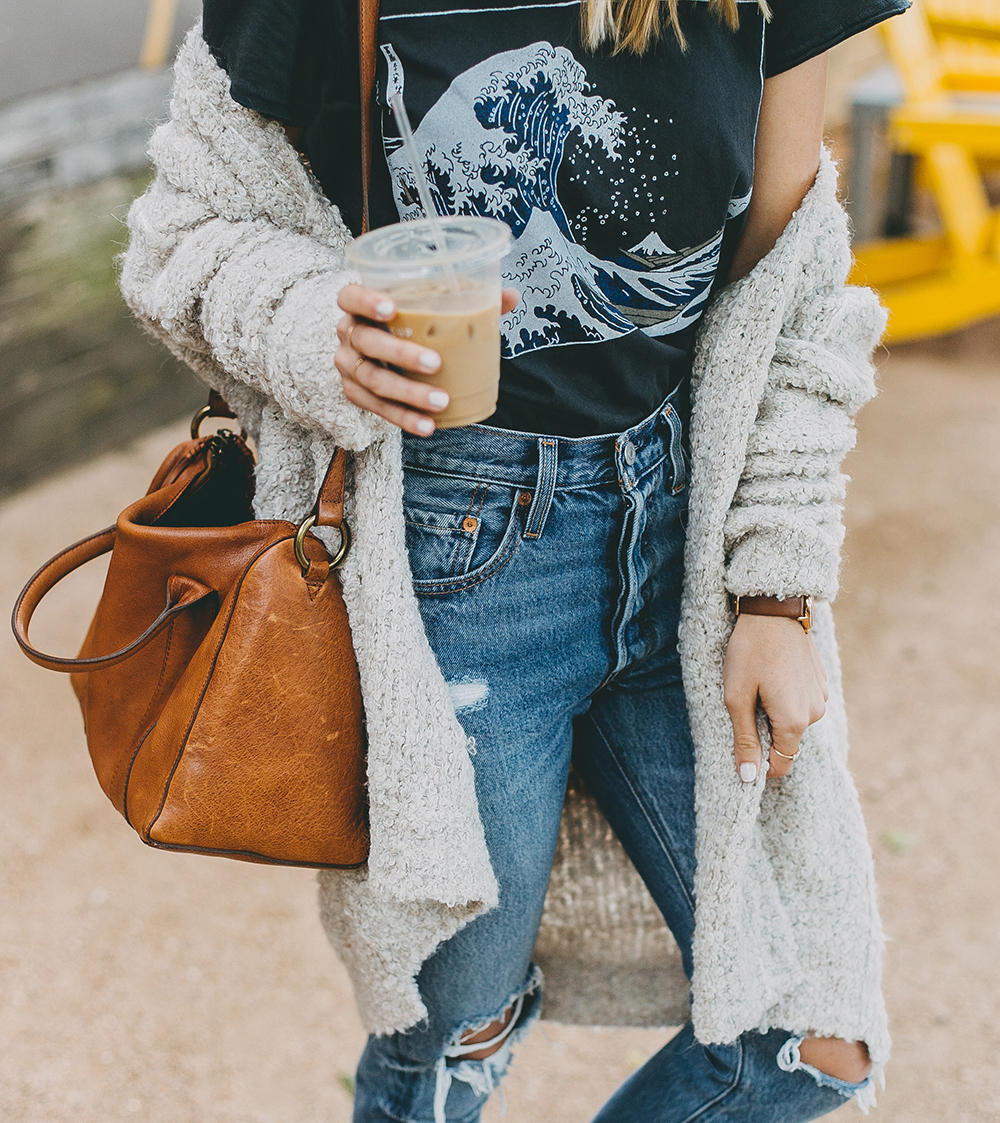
[623,440,637,466]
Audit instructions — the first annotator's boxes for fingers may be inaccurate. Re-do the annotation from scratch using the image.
[335,285,448,437]
[335,347,448,436]
[337,317,441,378]
[767,719,806,778]
[340,369,441,436]
[338,347,442,410]
[336,283,519,437]
[501,288,520,314]
[724,686,763,785]
[724,613,829,783]
[761,676,827,778]
[337,283,397,322]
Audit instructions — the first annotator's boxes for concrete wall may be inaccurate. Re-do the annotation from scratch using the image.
[0,175,204,500]
[0,68,171,207]
[0,0,201,105]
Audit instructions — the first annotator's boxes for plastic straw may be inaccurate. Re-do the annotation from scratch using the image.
[390,93,450,255]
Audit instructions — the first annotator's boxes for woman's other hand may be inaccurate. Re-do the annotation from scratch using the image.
[723,615,828,782]
[336,284,520,436]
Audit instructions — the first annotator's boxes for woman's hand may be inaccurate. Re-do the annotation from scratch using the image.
[335,284,520,437]
[723,615,828,782]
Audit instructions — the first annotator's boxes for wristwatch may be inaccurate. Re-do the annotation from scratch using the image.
[730,594,813,633]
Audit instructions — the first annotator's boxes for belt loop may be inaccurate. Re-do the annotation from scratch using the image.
[664,404,686,493]
[524,439,558,539]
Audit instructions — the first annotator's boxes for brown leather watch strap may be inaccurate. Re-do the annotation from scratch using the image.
[731,594,813,632]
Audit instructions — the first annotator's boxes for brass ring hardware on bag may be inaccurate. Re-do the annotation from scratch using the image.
[191,398,245,442]
[191,405,214,439]
[191,408,237,443]
[294,515,352,576]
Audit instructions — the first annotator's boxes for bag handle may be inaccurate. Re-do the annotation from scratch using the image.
[11,529,215,674]
[12,403,350,668]
[359,0,381,233]
[293,447,352,574]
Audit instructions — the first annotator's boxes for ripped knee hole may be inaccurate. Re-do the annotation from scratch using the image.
[798,1036,872,1084]
[458,1003,516,1061]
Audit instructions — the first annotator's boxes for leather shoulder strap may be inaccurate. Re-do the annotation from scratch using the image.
[314,447,348,529]
[359,0,381,233]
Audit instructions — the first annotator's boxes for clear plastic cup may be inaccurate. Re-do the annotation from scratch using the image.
[346,217,511,428]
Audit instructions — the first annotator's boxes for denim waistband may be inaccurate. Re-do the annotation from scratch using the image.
[402,387,685,494]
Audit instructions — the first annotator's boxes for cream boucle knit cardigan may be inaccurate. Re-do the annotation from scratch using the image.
[122,26,889,1065]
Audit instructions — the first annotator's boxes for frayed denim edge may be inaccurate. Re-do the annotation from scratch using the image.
[777,1035,883,1114]
[432,965,543,1123]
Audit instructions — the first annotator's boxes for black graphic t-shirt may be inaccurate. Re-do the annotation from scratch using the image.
[205,0,909,436]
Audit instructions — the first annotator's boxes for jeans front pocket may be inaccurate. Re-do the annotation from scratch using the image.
[403,468,523,593]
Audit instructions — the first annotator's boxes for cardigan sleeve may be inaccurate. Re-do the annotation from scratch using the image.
[722,281,885,602]
[119,30,386,452]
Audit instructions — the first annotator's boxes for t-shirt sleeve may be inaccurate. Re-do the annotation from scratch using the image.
[202,0,330,126]
[763,0,911,79]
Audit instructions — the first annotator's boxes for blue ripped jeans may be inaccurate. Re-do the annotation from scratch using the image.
[352,396,871,1123]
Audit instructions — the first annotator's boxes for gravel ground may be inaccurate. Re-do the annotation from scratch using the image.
[1,325,998,1122]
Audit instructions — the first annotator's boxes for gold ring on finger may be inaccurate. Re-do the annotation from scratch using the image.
[770,745,800,761]
[352,354,366,380]
[346,321,358,349]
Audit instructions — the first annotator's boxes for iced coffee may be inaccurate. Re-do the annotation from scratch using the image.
[346,217,510,428]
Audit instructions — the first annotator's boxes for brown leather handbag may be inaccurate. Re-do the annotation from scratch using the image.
[11,0,384,867]
[12,397,368,868]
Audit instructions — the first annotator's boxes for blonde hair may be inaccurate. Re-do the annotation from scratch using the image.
[582,0,770,56]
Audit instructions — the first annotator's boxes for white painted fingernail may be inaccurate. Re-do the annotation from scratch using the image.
[375,300,395,319]
[739,762,758,783]
[419,350,440,371]
[416,418,434,435]
[428,390,449,408]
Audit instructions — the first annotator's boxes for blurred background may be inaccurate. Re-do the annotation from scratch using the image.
[0,0,201,499]
[1,2,999,1122]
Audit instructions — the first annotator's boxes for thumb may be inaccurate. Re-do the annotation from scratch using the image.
[501,288,520,314]
[726,689,763,784]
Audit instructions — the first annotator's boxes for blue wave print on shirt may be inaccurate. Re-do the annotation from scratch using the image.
[381,42,727,356]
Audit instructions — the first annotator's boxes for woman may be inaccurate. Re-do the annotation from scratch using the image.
[122,0,908,1118]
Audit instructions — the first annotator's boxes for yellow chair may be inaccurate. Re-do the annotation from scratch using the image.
[849,0,1000,340]
[927,0,1000,92]
[925,0,1000,42]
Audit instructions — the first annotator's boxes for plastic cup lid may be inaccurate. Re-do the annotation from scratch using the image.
[346,216,510,279]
